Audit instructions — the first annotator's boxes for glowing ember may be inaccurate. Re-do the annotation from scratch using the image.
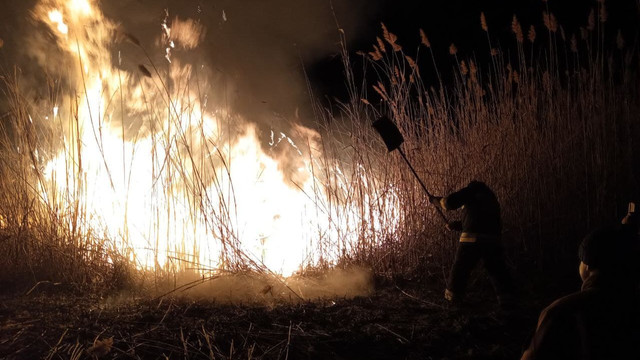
[32,0,399,275]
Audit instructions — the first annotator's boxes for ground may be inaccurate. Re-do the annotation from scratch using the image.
[0,272,575,360]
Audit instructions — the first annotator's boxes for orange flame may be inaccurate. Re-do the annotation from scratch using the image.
[34,0,400,276]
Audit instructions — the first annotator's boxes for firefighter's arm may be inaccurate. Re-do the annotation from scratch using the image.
[428,196,462,231]
[429,196,446,210]
[432,185,472,211]
[446,221,463,231]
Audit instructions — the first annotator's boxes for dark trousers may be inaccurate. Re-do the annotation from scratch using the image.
[448,239,514,301]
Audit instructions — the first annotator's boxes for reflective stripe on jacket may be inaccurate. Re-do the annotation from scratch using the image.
[459,232,499,243]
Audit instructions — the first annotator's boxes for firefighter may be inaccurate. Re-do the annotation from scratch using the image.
[429,180,515,307]
[521,205,640,360]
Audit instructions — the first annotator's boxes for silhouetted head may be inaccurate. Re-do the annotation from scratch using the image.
[578,224,639,284]
[468,180,489,191]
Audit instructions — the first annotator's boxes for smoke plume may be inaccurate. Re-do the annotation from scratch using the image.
[0,0,376,127]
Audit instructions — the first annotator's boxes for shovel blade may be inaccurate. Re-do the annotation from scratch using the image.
[372,116,404,152]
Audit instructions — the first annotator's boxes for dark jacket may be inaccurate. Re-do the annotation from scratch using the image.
[521,273,640,360]
[442,181,501,237]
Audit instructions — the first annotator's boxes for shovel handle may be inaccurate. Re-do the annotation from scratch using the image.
[397,148,448,224]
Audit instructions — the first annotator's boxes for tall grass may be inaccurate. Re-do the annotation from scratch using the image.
[0,4,638,294]
[320,4,640,274]
[0,71,133,292]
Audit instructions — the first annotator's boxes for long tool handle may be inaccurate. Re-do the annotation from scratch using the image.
[398,148,448,224]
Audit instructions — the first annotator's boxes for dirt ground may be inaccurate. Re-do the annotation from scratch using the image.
[0,272,577,360]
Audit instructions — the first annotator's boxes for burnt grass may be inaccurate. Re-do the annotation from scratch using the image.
[0,271,577,360]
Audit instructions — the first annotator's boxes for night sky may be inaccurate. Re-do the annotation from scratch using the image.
[309,0,639,101]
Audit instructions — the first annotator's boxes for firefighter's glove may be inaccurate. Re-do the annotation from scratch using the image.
[446,221,463,232]
[429,196,443,208]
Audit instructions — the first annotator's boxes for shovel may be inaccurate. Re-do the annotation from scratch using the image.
[372,116,448,223]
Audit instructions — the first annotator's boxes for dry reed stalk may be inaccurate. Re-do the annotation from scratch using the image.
[338,6,640,274]
[512,15,524,43]
[480,12,488,32]
[528,25,536,43]
[2,4,639,286]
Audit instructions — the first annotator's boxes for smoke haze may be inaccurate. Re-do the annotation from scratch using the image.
[177,266,374,304]
[0,0,377,129]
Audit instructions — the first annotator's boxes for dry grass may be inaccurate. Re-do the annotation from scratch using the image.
[0,6,638,294]
[325,7,640,274]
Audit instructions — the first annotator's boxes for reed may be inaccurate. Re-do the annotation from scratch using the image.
[0,4,638,293]
[323,6,640,274]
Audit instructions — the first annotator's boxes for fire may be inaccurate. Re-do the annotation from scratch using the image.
[31,0,399,276]
[47,10,68,34]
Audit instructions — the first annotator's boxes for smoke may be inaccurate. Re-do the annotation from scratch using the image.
[176,266,374,304]
[102,0,375,127]
[0,0,378,168]
[99,0,378,186]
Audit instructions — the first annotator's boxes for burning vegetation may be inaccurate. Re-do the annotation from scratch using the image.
[0,0,639,358]
[0,0,400,293]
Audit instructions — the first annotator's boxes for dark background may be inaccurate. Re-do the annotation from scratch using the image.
[309,0,640,102]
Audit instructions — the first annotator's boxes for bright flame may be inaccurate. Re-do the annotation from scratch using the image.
[69,0,92,16]
[48,10,68,34]
[33,0,400,276]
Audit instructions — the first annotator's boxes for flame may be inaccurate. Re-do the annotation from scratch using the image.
[48,10,68,34]
[32,0,399,276]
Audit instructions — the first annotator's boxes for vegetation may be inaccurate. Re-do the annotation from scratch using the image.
[322,4,640,276]
[0,2,638,295]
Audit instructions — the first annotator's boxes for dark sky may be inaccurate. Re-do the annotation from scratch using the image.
[0,0,637,126]
[309,0,639,101]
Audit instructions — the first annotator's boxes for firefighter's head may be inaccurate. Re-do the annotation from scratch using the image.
[468,180,487,190]
[578,224,639,283]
